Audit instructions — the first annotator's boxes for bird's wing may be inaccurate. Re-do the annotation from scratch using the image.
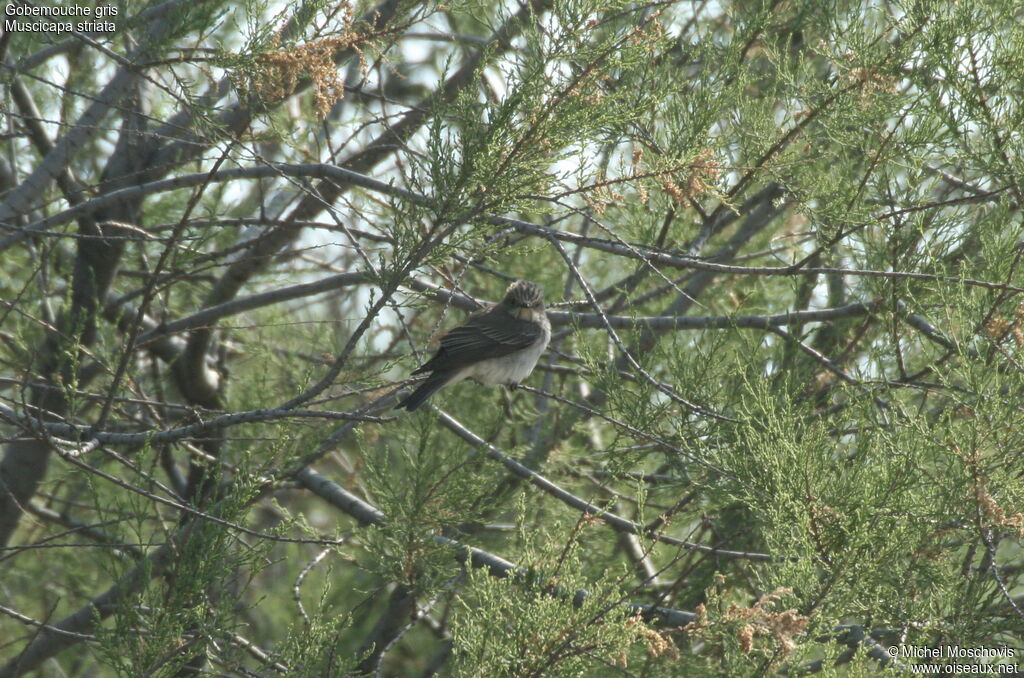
[412,307,543,373]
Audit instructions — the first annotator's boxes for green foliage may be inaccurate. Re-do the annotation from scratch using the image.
[449,531,651,678]
[5,0,1024,676]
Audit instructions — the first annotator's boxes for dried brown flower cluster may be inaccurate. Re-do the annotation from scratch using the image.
[985,303,1024,348]
[632,617,681,660]
[686,586,809,658]
[613,614,680,668]
[661,148,721,205]
[250,6,367,118]
[975,483,1024,537]
[958,445,1024,537]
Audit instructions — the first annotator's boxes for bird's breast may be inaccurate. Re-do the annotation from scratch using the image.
[514,307,534,321]
[465,320,550,386]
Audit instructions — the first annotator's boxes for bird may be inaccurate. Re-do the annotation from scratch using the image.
[396,280,551,411]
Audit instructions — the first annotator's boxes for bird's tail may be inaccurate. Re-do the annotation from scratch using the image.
[395,371,453,411]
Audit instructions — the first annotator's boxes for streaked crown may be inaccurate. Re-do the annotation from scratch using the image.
[504,280,544,309]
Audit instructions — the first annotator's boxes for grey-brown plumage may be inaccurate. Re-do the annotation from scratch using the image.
[396,280,551,411]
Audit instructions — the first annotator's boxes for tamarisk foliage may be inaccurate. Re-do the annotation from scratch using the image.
[1,0,1022,676]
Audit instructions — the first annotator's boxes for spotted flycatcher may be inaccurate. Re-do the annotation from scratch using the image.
[396,280,551,411]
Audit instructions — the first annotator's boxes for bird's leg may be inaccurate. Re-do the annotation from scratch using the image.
[501,385,514,416]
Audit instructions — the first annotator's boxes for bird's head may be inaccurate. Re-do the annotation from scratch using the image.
[503,280,544,311]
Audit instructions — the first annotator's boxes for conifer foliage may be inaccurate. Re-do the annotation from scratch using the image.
[2,0,1023,675]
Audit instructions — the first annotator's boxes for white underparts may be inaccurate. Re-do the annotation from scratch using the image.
[453,318,551,386]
